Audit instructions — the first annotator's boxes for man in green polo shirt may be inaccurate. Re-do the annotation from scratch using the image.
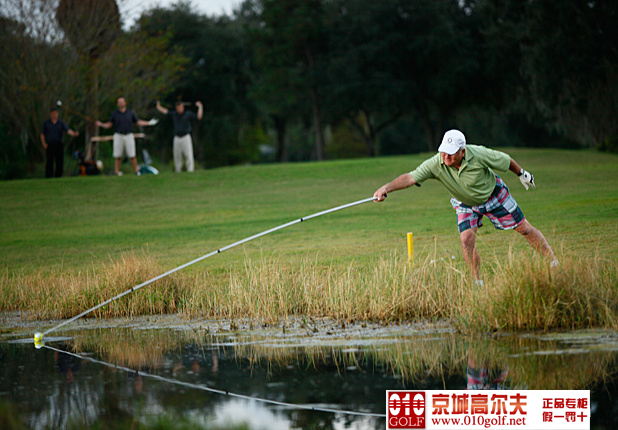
[373,129,558,285]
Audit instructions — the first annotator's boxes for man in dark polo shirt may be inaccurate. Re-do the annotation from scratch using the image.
[96,96,158,176]
[40,107,79,178]
[156,100,203,172]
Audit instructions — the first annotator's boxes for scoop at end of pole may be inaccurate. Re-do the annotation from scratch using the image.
[34,332,43,349]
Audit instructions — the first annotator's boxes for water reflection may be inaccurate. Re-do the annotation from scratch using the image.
[466,347,517,390]
[2,322,618,429]
[55,343,82,384]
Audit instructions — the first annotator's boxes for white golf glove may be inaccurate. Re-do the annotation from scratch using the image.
[518,169,535,190]
[148,118,159,126]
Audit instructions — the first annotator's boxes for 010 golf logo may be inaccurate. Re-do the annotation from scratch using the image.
[387,391,425,429]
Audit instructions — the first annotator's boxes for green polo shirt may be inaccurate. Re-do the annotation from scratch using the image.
[409,145,511,206]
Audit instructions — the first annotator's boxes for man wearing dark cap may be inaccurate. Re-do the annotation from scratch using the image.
[373,129,558,285]
[40,107,79,178]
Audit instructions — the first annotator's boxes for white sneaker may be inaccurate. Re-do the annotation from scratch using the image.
[116,171,123,176]
[136,170,141,176]
[550,259,559,268]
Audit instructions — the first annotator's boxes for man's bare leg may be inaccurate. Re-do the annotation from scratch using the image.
[514,219,556,261]
[130,157,139,174]
[460,226,481,281]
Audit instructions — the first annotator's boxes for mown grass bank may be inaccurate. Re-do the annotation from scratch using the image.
[1,149,617,331]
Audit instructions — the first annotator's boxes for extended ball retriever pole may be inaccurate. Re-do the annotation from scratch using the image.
[56,100,96,123]
[34,196,379,345]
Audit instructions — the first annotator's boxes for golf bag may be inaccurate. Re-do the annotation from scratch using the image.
[73,150,102,176]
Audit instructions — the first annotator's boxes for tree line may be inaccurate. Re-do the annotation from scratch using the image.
[1,0,616,179]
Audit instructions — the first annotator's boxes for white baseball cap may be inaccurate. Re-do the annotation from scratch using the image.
[438,129,466,155]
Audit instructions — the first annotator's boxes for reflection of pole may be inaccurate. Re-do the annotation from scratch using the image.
[43,343,386,418]
[407,232,414,268]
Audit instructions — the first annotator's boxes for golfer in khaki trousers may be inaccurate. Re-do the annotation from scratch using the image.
[156,100,203,172]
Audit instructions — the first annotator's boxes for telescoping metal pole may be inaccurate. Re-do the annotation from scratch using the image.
[33,196,378,345]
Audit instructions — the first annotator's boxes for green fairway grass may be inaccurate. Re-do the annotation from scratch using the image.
[1,149,617,330]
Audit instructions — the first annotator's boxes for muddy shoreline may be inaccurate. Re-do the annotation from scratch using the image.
[1,311,457,344]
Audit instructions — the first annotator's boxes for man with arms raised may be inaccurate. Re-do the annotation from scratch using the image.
[156,100,203,172]
[373,129,558,285]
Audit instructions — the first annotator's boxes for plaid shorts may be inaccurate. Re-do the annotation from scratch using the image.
[450,176,525,233]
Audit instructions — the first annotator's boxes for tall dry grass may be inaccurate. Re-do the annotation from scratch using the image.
[460,250,618,331]
[178,251,469,322]
[2,249,616,331]
[0,253,186,320]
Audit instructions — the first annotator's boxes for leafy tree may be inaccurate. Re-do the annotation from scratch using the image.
[477,0,618,147]
[56,0,121,160]
[244,0,486,158]
[321,0,414,156]
[395,0,483,150]
[56,0,120,58]
[0,0,79,178]
[246,0,330,160]
[137,2,258,167]
[0,0,185,177]
[55,0,185,165]
[238,0,297,161]
[95,28,187,114]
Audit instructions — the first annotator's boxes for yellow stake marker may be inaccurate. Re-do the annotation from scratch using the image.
[407,232,414,267]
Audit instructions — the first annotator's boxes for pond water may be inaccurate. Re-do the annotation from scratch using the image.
[1,315,618,429]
